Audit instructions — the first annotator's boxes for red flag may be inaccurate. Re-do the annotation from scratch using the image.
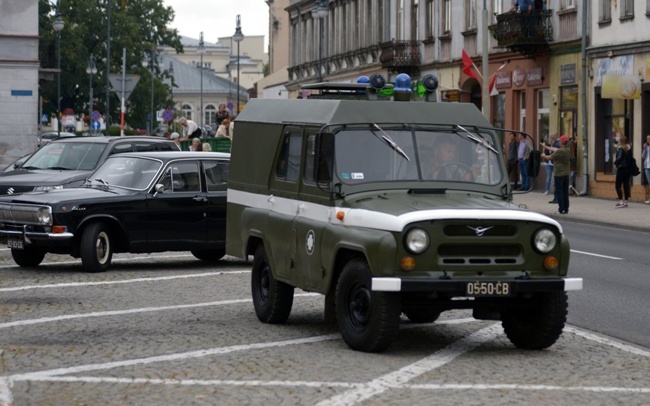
[462,49,480,80]
[489,62,507,96]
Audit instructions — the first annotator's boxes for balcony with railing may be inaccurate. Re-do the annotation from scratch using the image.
[379,40,421,76]
[489,10,553,59]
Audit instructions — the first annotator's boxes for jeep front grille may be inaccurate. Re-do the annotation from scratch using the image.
[438,244,521,265]
[443,224,517,237]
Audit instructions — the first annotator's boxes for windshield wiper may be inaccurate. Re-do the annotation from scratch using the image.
[371,123,410,161]
[94,178,109,187]
[20,166,41,170]
[455,125,498,154]
[46,166,70,170]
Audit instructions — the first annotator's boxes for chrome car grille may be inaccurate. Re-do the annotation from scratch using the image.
[0,186,35,195]
[0,203,51,225]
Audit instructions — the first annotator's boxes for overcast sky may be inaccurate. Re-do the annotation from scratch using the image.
[162,0,270,44]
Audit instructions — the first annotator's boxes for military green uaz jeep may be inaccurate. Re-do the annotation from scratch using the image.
[226,76,582,353]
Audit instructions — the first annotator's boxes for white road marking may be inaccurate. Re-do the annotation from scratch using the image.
[570,249,623,260]
[0,376,11,406]
[316,323,502,406]
[0,293,319,330]
[565,326,650,358]
[0,271,250,293]
[0,253,200,269]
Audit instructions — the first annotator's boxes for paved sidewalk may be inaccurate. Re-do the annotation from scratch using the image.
[512,191,650,232]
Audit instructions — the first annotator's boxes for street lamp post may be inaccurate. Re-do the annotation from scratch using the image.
[86,54,97,132]
[52,1,64,137]
[142,48,155,135]
[312,0,329,82]
[169,61,174,112]
[197,32,206,129]
[233,15,244,115]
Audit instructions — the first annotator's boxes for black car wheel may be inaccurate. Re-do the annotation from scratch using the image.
[80,222,113,273]
[251,245,294,324]
[336,258,401,353]
[11,247,46,268]
[191,248,225,262]
[502,291,568,350]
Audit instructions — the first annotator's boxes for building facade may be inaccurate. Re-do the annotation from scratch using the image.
[0,0,40,169]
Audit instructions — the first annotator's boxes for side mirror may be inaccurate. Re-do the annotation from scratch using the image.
[153,183,164,197]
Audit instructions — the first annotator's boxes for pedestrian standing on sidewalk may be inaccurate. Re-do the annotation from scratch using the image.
[517,133,531,191]
[568,134,578,194]
[614,136,633,208]
[507,133,520,190]
[642,134,650,204]
[541,135,570,214]
[543,134,557,195]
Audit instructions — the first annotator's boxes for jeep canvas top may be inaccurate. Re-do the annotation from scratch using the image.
[226,73,582,353]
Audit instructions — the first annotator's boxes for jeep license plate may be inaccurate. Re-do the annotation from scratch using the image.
[7,238,24,250]
[466,281,510,297]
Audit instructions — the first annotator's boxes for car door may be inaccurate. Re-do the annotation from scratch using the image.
[203,159,228,246]
[146,160,208,251]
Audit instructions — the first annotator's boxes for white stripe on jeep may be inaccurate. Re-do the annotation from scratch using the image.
[227,189,563,233]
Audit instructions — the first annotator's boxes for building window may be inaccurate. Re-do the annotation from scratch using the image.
[466,0,476,30]
[412,0,419,40]
[600,0,612,21]
[442,0,451,35]
[182,104,193,120]
[397,0,404,40]
[426,0,434,39]
[621,0,634,17]
[205,104,217,127]
[492,0,505,23]
[563,0,575,9]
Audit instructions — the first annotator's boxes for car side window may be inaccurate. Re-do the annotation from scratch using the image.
[109,143,133,156]
[165,161,200,192]
[204,160,228,192]
[156,143,175,151]
[134,142,155,152]
[275,131,302,182]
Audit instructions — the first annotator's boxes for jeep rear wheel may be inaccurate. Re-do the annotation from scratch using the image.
[251,245,294,323]
[502,291,568,350]
[336,259,401,353]
[80,222,113,273]
[12,247,46,268]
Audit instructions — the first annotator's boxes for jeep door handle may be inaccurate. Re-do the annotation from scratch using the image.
[193,196,207,202]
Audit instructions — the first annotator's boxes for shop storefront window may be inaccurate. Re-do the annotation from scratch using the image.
[596,95,633,174]
[537,89,550,143]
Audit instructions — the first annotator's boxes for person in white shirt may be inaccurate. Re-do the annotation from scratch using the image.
[179,117,202,140]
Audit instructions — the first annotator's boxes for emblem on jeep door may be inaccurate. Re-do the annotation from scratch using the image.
[305,230,315,255]
[467,226,493,237]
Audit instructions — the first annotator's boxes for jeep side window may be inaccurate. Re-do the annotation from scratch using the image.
[275,132,302,182]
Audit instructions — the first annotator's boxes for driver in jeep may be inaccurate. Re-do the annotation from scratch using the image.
[427,137,477,181]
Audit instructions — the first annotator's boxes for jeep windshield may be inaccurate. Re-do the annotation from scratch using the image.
[21,141,106,171]
[333,127,503,186]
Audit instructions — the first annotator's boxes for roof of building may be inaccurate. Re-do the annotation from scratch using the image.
[161,53,247,97]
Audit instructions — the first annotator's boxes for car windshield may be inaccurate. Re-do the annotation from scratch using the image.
[334,128,503,186]
[91,156,162,190]
[21,141,106,171]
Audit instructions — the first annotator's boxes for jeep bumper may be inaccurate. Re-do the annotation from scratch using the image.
[372,277,583,293]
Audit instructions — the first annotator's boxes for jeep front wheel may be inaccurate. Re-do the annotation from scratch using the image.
[336,259,401,353]
[251,245,294,323]
[80,222,113,273]
[502,291,568,350]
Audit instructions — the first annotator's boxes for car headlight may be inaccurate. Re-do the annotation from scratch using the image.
[533,228,556,253]
[36,207,52,225]
[33,185,64,192]
[405,228,430,254]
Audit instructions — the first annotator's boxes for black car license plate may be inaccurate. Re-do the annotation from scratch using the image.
[466,281,511,296]
[7,238,24,250]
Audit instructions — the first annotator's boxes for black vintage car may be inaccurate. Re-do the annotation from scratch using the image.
[0,136,179,196]
[0,151,229,272]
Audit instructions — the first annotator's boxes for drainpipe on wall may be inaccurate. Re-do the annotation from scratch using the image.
[579,1,589,196]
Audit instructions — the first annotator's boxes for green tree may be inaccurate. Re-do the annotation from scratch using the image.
[38,0,183,130]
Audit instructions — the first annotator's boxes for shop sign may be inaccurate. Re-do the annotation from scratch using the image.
[561,64,576,85]
[495,71,512,89]
[527,67,544,85]
[595,55,633,86]
[441,89,461,102]
[513,67,526,87]
[601,74,641,99]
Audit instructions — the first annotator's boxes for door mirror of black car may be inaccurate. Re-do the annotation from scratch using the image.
[153,183,164,196]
